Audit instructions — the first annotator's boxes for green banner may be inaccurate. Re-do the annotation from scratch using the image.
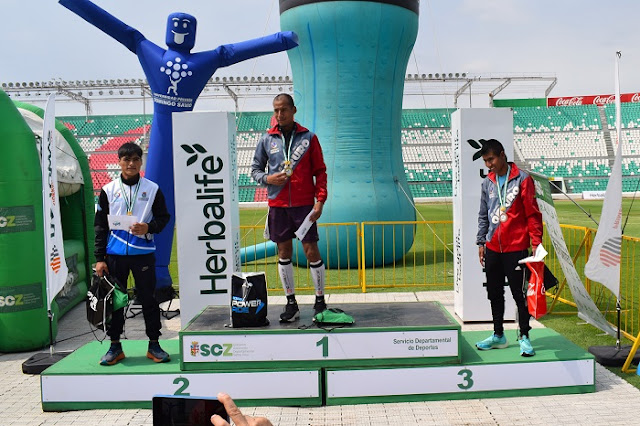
[530,172,554,205]
[0,205,36,234]
[0,283,43,313]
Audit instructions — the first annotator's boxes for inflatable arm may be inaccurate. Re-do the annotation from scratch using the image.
[59,0,146,53]
[208,31,299,68]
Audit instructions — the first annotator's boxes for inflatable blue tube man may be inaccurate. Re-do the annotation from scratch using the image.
[280,0,419,267]
[59,0,298,293]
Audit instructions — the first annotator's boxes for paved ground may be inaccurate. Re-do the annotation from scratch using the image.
[2,291,640,425]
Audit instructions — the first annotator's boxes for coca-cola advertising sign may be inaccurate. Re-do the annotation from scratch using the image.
[548,92,640,107]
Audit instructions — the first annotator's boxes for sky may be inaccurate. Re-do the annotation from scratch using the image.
[3,0,640,115]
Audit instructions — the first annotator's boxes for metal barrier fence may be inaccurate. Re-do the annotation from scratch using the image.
[240,221,454,293]
[543,225,640,343]
[240,221,640,346]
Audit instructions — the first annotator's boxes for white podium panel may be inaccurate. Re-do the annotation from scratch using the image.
[172,111,240,327]
[451,108,516,321]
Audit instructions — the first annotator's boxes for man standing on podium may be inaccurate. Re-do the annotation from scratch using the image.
[475,139,543,357]
[94,142,171,365]
[251,93,328,322]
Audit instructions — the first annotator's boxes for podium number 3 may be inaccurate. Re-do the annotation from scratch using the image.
[457,369,474,390]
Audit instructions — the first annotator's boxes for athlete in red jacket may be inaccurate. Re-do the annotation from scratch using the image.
[251,93,328,322]
[475,139,542,357]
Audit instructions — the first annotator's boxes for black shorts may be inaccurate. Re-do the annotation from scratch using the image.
[268,205,319,243]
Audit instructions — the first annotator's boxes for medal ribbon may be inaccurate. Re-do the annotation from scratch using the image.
[282,131,294,165]
[496,165,511,212]
[119,178,141,216]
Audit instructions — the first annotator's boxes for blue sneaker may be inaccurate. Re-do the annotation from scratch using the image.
[519,335,535,357]
[100,343,125,366]
[147,341,170,363]
[476,333,508,350]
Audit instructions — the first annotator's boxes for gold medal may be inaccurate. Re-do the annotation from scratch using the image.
[127,211,132,216]
[500,206,506,212]
[283,160,292,176]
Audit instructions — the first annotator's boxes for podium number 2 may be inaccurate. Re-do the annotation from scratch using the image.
[173,377,190,395]
[316,336,328,357]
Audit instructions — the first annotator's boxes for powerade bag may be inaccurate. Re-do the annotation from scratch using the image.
[231,272,269,328]
[87,273,128,329]
[313,308,355,325]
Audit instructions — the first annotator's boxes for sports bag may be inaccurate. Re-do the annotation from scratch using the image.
[87,274,115,329]
[525,262,548,320]
[313,308,355,325]
[87,273,128,330]
[230,272,269,328]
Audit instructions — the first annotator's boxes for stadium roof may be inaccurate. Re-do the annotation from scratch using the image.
[2,72,557,116]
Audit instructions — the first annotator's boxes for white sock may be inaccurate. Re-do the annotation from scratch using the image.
[278,258,295,296]
[310,260,325,297]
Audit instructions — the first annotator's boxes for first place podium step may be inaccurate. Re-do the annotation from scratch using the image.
[180,301,462,371]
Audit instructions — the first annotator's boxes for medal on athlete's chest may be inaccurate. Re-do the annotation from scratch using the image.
[283,160,293,176]
[282,131,294,177]
[496,166,511,224]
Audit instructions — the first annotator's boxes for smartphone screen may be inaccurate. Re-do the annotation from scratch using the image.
[153,395,229,426]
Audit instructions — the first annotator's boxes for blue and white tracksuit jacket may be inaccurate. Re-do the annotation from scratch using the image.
[95,175,170,261]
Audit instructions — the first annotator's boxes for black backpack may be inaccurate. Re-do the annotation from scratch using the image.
[86,274,116,329]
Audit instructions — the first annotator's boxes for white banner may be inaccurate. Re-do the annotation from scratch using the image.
[584,52,623,300]
[582,191,606,200]
[42,94,68,310]
[531,173,616,336]
[42,370,318,402]
[327,359,593,398]
[173,112,240,327]
[183,330,459,362]
[451,108,515,321]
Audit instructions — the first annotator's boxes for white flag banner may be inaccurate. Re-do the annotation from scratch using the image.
[42,94,68,310]
[531,172,616,336]
[584,52,623,301]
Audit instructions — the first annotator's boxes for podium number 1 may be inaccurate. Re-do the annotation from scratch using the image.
[316,336,328,357]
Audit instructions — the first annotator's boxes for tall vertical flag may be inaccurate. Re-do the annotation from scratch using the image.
[584,51,623,300]
[42,94,68,310]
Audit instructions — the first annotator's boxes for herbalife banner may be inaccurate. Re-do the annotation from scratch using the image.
[451,108,515,322]
[42,95,68,310]
[530,172,615,336]
[173,112,240,326]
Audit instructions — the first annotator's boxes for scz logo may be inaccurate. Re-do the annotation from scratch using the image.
[199,343,233,357]
[0,294,23,307]
[0,216,16,228]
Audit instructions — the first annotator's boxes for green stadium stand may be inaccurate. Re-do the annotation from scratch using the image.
[62,105,640,199]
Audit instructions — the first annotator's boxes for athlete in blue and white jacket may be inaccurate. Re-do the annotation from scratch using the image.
[94,142,171,366]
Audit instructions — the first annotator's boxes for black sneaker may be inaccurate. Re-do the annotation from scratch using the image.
[100,343,125,366]
[147,341,170,363]
[280,300,300,322]
[313,297,327,316]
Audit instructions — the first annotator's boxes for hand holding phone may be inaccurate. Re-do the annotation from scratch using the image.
[153,394,229,426]
[211,393,273,426]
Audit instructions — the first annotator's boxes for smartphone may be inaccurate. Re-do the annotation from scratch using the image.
[152,394,229,426]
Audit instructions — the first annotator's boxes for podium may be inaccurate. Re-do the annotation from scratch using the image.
[41,301,594,411]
